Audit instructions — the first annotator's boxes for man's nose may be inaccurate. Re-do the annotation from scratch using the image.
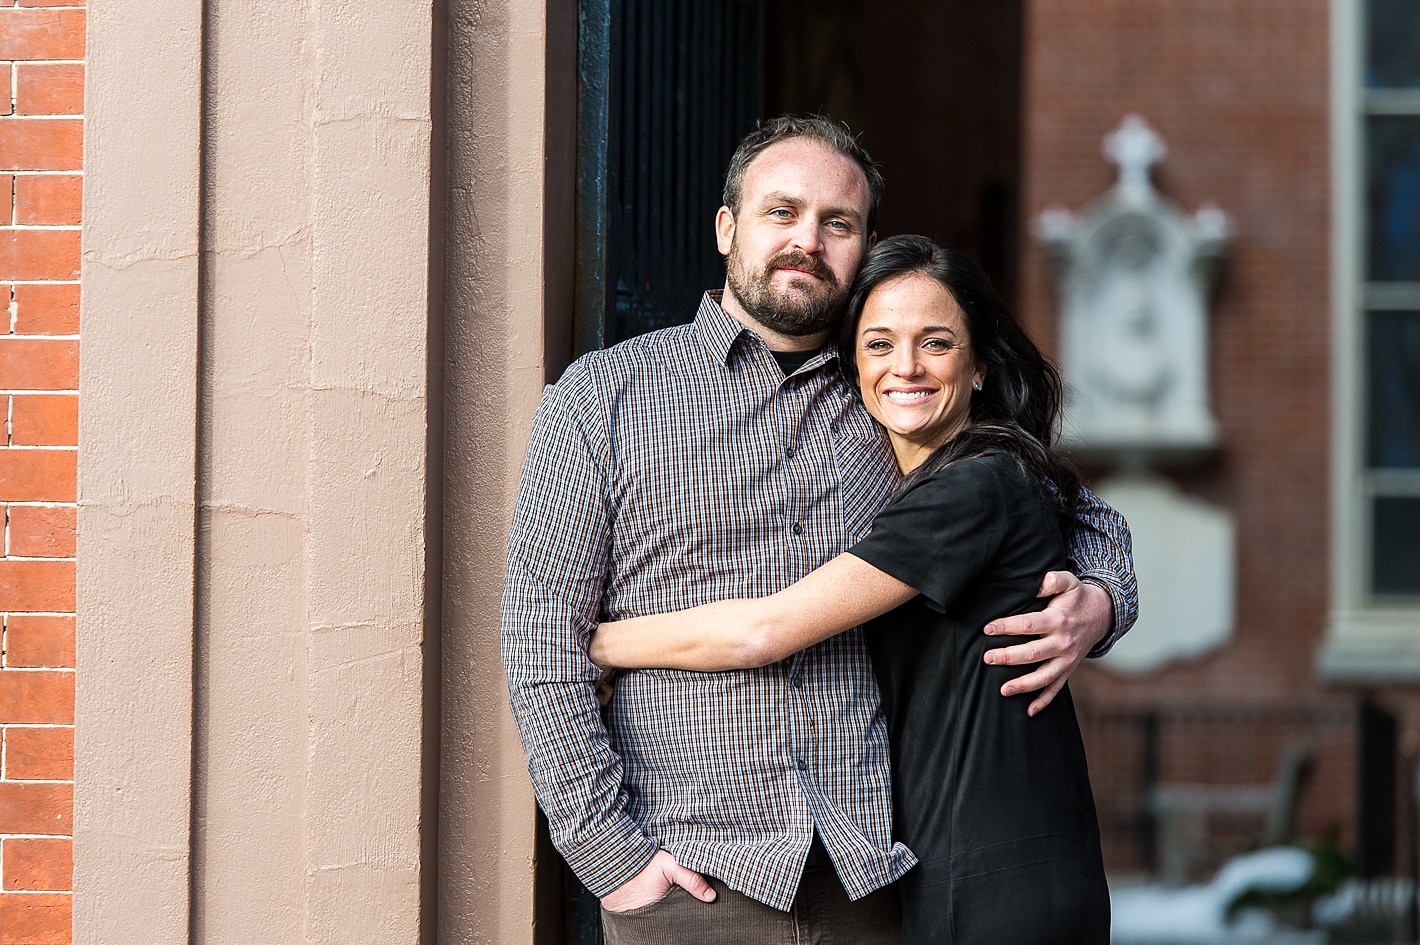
[789,218,825,254]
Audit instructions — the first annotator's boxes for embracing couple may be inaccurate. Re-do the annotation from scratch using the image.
[501,115,1136,945]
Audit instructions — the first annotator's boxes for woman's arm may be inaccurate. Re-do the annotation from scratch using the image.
[589,552,918,672]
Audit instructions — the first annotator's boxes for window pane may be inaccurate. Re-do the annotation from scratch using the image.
[1367,310,1420,469]
[1366,116,1420,282]
[1372,496,1420,596]
[1366,0,1420,89]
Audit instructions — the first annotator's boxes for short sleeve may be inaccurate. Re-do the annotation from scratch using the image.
[847,456,1010,613]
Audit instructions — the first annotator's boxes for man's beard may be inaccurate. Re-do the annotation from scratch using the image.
[725,246,848,337]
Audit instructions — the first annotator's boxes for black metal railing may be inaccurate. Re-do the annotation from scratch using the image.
[1077,701,1400,881]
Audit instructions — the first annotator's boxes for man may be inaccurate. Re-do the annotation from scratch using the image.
[501,115,1136,943]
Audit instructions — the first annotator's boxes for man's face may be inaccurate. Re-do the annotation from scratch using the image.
[716,138,873,340]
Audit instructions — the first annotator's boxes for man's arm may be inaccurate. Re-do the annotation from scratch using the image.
[982,483,1137,715]
[500,379,692,900]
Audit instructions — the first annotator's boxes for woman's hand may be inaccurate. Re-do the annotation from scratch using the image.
[982,571,1112,716]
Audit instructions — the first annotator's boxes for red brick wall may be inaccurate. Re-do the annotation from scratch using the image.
[1022,0,1335,704]
[1022,0,1420,872]
[0,1,81,942]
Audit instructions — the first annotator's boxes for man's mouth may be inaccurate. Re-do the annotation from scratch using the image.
[769,253,834,285]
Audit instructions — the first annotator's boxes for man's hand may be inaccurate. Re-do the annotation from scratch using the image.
[983,571,1112,717]
[600,850,716,914]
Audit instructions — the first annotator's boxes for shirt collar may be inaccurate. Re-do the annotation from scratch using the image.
[692,291,746,365]
[693,290,843,371]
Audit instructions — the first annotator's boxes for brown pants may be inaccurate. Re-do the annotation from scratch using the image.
[600,866,901,945]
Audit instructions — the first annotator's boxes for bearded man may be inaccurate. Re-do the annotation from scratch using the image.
[500,115,1137,944]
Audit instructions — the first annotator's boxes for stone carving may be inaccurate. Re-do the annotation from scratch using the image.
[1038,116,1236,674]
[1038,115,1230,456]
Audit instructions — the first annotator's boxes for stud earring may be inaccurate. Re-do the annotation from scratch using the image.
[973,380,983,391]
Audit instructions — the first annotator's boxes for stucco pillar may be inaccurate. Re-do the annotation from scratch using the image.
[440,0,575,941]
[75,0,202,941]
[78,2,439,943]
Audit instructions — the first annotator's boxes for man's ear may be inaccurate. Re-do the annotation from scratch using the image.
[867,230,877,250]
[715,206,735,256]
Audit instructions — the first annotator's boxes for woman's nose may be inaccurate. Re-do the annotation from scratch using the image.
[894,349,922,376]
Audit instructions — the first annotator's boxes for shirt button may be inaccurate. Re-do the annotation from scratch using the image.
[784,446,795,459]
[795,759,809,772]
[791,522,803,535]
[790,675,804,689]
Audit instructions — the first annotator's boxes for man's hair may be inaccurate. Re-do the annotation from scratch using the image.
[722,114,884,233]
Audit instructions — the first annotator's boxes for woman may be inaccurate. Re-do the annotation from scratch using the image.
[590,235,1110,944]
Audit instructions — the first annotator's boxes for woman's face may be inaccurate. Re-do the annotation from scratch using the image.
[854,272,983,472]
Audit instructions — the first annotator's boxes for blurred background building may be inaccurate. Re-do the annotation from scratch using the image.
[1,0,1415,943]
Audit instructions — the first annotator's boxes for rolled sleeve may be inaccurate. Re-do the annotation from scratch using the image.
[1068,484,1139,657]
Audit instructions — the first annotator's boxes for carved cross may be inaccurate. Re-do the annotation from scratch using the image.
[1104,114,1166,200]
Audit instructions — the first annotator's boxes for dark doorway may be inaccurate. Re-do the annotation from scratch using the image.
[574,2,1023,354]
[762,0,1024,306]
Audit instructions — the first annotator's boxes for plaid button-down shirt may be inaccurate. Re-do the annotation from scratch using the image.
[500,293,1137,911]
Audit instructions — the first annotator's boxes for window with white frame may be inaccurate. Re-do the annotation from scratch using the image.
[1326,0,1420,678]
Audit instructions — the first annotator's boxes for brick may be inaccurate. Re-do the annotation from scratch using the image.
[2,727,71,778]
[0,229,79,281]
[0,559,73,611]
[0,66,10,117]
[0,119,82,172]
[0,892,69,945]
[4,616,73,668]
[0,450,74,501]
[0,670,72,723]
[12,284,78,335]
[0,8,84,59]
[14,176,79,226]
[10,394,77,446]
[0,782,69,834]
[8,505,75,556]
[15,63,82,116]
[2,838,70,891]
[3,547,72,609]
[0,338,78,389]
[0,174,11,224]
[18,0,84,6]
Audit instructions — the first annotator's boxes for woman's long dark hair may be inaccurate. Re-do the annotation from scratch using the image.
[839,235,1081,531]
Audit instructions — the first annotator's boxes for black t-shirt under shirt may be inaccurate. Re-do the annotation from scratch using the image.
[770,348,819,375]
[848,453,1110,945]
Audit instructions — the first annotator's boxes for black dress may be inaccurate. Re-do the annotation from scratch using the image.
[848,453,1110,945]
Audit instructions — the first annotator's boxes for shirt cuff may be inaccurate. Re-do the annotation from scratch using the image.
[1077,571,1137,659]
[563,819,660,897]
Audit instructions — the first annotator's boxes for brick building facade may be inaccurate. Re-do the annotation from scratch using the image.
[1,2,80,942]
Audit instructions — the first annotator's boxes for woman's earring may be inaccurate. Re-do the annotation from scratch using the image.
[973,379,983,391]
